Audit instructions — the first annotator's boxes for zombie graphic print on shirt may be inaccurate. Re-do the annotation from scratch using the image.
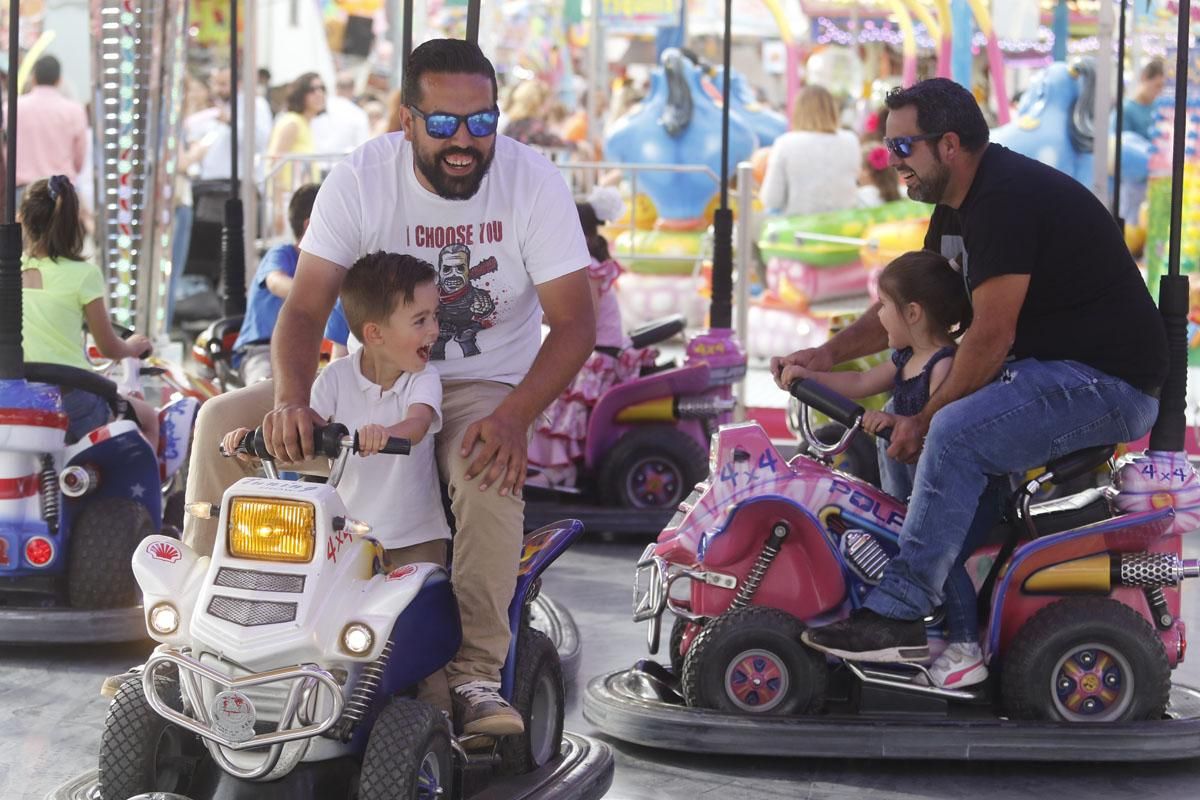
[432,242,499,359]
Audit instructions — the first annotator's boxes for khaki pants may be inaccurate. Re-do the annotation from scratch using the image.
[182,377,524,689]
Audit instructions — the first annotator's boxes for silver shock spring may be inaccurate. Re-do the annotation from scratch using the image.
[729,522,790,611]
[38,454,58,534]
[335,638,393,740]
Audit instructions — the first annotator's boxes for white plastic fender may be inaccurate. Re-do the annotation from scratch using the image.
[132,535,210,644]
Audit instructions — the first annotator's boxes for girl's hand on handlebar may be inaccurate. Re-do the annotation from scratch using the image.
[356,424,387,456]
[861,410,896,435]
[220,427,256,462]
[778,363,816,389]
[125,334,153,359]
[771,347,834,389]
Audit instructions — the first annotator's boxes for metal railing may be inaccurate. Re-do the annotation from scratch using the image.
[257,151,351,246]
[552,160,721,268]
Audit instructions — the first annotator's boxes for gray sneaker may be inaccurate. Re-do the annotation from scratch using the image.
[452,680,525,736]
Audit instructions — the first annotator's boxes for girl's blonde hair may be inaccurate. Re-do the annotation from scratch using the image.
[791,85,840,133]
[503,79,550,122]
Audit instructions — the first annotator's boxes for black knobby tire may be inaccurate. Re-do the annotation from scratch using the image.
[360,697,453,800]
[98,671,195,800]
[814,422,881,488]
[68,497,155,608]
[681,605,827,715]
[598,425,709,509]
[669,614,703,676]
[498,626,565,776]
[1001,597,1171,723]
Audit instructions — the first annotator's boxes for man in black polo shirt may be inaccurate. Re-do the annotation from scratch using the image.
[772,78,1166,669]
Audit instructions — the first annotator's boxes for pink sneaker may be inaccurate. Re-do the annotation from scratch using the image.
[927,642,988,688]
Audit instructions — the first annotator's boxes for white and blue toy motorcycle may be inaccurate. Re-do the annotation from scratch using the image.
[97,424,612,800]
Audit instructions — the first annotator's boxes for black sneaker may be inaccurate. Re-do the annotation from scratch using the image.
[801,608,929,662]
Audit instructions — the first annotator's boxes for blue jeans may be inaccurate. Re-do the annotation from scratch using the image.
[876,398,995,643]
[63,389,110,443]
[865,358,1159,622]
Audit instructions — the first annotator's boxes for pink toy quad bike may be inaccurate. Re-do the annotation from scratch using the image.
[583,379,1200,761]
[524,317,746,537]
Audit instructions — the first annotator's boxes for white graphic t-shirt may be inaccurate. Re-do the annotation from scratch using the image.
[310,352,450,549]
[301,133,590,384]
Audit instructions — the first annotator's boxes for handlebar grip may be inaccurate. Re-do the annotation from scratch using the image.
[317,423,350,459]
[380,437,411,455]
[238,427,272,459]
[788,379,864,430]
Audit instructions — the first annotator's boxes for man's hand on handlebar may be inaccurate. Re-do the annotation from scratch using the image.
[771,347,835,390]
[263,403,328,463]
[886,413,929,465]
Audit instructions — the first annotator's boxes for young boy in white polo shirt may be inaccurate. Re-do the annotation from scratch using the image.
[223,250,450,568]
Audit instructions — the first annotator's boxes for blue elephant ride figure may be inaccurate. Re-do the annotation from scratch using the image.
[605,47,757,226]
[992,57,1150,192]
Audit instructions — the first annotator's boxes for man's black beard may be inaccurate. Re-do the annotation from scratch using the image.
[906,161,950,204]
[414,144,494,200]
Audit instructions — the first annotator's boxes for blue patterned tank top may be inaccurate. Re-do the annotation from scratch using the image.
[890,345,957,417]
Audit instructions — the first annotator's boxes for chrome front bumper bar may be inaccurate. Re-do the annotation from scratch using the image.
[632,543,736,654]
[143,645,345,780]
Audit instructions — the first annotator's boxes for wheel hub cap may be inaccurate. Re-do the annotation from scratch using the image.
[725,648,788,713]
[1051,644,1133,722]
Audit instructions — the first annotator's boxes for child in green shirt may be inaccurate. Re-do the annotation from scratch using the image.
[20,175,158,448]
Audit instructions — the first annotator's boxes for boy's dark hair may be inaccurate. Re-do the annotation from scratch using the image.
[342,251,437,341]
[288,183,320,241]
[575,202,610,263]
[33,56,61,86]
[401,39,497,108]
[286,72,321,114]
[1142,58,1165,82]
[885,78,990,153]
[878,250,972,337]
[20,175,84,262]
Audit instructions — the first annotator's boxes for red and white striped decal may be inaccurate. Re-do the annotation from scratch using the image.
[0,409,68,430]
[0,474,39,500]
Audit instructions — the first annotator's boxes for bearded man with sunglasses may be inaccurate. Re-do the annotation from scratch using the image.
[773,78,1166,668]
[180,39,595,736]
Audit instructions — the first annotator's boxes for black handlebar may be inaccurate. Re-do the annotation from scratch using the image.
[788,378,892,443]
[354,430,411,455]
[232,423,411,460]
[788,379,863,429]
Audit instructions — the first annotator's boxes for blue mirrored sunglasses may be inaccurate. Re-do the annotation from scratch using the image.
[408,105,500,139]
[883,132,944,159]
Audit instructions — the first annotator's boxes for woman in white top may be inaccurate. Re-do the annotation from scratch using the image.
[760,86,861,216]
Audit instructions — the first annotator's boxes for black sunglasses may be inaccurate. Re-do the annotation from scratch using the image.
[408,105,500,139]
[883,132,944,159]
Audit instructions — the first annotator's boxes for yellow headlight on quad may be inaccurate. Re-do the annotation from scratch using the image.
[227,498,315,563]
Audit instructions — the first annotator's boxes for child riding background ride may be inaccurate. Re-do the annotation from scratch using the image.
[526,189,657,491]
[785,250,985,688]
[193,182,322,391]
[0,175,197,642]
[231,182,322,385]
[20,175,160,450]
